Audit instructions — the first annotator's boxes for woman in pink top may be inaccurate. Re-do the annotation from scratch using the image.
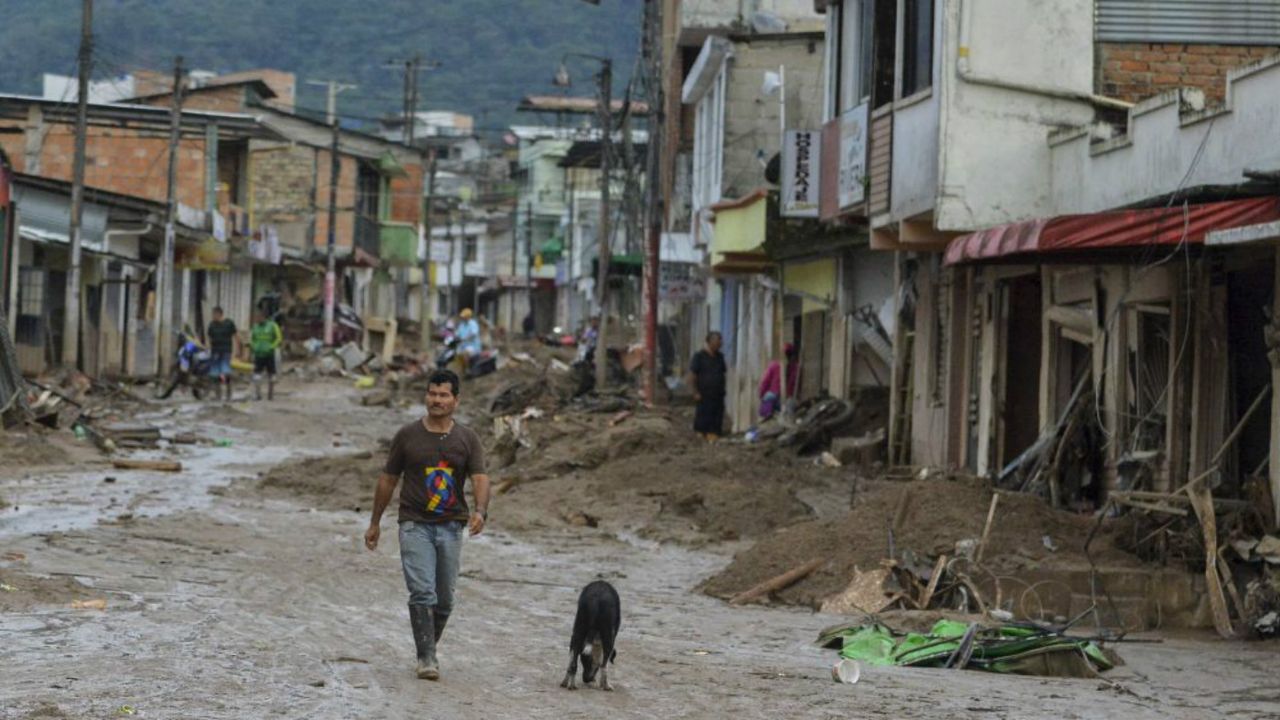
[759,343,799,419]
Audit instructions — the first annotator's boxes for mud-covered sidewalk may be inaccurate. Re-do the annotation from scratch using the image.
[1,379,1277,719]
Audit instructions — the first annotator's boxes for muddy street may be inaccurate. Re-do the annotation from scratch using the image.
[0,378,1274,719]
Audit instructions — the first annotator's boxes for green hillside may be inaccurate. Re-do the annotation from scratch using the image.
[0,0,642,132]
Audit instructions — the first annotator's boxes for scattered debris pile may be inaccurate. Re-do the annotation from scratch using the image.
[702,476,1145,615]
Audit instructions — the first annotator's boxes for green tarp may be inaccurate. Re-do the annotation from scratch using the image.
[831,620,1115,679]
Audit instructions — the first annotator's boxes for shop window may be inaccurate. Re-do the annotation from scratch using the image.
[871,0,897,109]
[902,0,934,97]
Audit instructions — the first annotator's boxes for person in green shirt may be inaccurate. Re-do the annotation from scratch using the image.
[249,310,283,401]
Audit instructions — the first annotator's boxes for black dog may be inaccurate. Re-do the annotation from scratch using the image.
[560,580,620,691]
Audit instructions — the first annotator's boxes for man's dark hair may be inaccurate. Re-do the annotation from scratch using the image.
[212,306,224,315]
[426,369,461,396]
[706,331,722,343]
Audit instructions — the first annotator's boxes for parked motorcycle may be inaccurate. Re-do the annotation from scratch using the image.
[434,335,499,379]
[157,332,213,400]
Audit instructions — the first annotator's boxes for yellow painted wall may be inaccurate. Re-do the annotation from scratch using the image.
[783,258,836,314]
[710,196,766,263]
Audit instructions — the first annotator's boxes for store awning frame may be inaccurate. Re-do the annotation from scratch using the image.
[945,196,1280,266]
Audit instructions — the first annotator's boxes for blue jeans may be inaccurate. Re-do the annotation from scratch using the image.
[399,521,463,613]
[208,351,233,378]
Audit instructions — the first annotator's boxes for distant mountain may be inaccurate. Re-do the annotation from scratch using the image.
[0,0,642,133]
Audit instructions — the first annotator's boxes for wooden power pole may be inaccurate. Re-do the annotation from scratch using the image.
[156,55,185,375]
[641,0,665,405]
[62,0,93,368]
[420,148,437,352]
[593,59,612,389]
[323,121,340,345]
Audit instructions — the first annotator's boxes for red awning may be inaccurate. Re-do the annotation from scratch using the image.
[944,196,1280,265]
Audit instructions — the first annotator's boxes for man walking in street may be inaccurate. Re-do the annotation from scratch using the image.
[206,307,240,401]
[365,368,491,680]
[249,310,282,401]
[687,331,728,440]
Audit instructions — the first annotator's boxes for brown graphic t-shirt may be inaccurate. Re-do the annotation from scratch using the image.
[384,419,486,524]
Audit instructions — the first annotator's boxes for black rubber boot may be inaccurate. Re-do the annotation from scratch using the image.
[408,604,438,680]
[433,612,449,644]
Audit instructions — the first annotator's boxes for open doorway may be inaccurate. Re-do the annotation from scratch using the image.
[1226,260,1274,492]
[1000,274,1043,467]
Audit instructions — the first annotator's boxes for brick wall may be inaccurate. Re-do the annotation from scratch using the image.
[250,143,316,249]
[312,151,358,251]
[0,122,209,208]
[1099,42,1280,105]
[138,85,251,113]
[388,165,424,224]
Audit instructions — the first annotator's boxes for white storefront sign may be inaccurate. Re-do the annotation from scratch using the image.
[781,129,821,217]
[838,102,868,209]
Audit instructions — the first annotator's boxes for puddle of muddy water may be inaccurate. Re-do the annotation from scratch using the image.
[0,405,339,539]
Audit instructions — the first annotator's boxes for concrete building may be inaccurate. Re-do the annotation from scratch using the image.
[0,93,264,374]
[675,7,842,431]
[814,0,1280,530]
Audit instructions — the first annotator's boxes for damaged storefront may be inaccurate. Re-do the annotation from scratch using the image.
[943,197,1280,510]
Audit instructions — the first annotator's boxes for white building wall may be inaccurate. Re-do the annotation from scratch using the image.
[1049,56,1280,215]
[932,0,1097,231]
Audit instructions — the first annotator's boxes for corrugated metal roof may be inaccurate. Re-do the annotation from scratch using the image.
[1097,0,1280,45]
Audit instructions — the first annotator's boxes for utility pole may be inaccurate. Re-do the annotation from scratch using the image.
[405,54,421,146]
[323,121,340,345]
[384,56,437,145]
[593,58,613,390]
[445,207,456,315]
[525,202,534,331]
[641,0,665,405]
[420,148,437,352]
[157,54,185,375]
[62,0,93,369]
[507,204,518,338]
[305,79,357,125]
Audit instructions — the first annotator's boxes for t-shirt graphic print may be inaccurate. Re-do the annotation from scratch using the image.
[424,460,459,516]
[385,419,486,525]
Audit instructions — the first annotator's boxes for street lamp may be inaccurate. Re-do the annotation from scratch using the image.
[553,53,614,391]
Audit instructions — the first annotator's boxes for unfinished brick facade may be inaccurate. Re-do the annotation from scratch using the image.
[1098,43,1280,105]
[137,85,259,114]
[311,151,359,252]
[249,142,317,251]
[0,123,210,209]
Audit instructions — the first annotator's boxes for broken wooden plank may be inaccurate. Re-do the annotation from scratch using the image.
[1186,480,1234,638]
[975,494,1001,564]
[111,459,182,472]
[891,488,913,533]
[919,554,948,609]
[101,424,161,441]
[729,558,825,606]
[1109,495,1189,517]
[1217,546,1247,622]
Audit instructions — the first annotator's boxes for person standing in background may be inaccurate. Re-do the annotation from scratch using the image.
[249,310,283,401]
[686,331,728,440]
[206,307,240,402]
